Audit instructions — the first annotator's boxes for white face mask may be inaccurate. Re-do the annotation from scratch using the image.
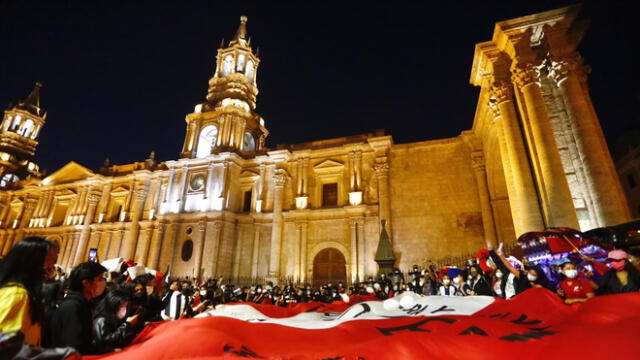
[495,271,503,279]
[564,269,578,279]
[453,277,461,285]
[117,306,127,320]
[527,274,538,282]
[146,286,154,296]
[443,279,451,285]
[200,290,207,296]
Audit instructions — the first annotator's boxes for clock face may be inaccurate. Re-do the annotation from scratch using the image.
[189,174,205,191]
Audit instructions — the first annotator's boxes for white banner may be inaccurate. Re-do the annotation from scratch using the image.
[196,292,494,330]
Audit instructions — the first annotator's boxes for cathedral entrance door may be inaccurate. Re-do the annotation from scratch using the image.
[312,248,346,288]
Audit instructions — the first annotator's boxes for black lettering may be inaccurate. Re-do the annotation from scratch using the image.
[459,326,488,336]
[500,330,556,342]
[353,303,371,318]
[223,345,265,358]
[377,317,457,336]
[511,314,542,326]
[429,305,456,314]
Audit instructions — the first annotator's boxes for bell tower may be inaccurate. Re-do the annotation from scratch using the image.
[181,16,268,159]
[0,83,46,188]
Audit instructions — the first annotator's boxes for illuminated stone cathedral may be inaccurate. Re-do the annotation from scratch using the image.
[0,6,631,284]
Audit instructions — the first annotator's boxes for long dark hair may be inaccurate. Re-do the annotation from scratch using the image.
[0,236,53,324]
[95,289,130,327]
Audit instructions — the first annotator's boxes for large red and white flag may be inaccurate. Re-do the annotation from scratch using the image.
[88,288,640,359]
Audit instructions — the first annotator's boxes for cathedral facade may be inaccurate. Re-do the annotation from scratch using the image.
[0,6,630,284]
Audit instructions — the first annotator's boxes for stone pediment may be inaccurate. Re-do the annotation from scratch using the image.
[111,186,130,194]
[313,159,344,170]
[42,161,95,186]
[240,169,260,178]
[56,188,77,197]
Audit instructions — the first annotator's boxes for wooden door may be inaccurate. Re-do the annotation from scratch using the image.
[312,248,346,288]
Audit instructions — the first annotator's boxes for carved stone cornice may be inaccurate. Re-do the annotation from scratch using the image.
[272,172,287,188]
[511,63,540,89]
[471,151,486,171]
[488,81,514,104]
[548,53,585,84]
[87,193,100,206]
[488,101,501,119]
[373,161,389,177]
[134,188,148,202]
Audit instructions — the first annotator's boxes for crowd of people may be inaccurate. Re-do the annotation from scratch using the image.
[0,236,639,359]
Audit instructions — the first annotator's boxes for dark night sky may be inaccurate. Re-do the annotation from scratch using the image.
[1,1,638,175]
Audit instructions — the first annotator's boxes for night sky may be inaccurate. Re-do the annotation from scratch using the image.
[1,1,637,175]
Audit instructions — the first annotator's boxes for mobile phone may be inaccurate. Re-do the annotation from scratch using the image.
[88,248,98,262]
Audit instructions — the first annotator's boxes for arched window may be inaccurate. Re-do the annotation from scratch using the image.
[31,124,41,139]
[18,119,34,137]
[243,132,255,152]
[11,116,21,131]
[246,60,255,82]
[181,239,193,262]
[222,55,233,76]
[3,116,12,131]
[0,173,19,188]
[237,54,246,72]
[196,125,218,158]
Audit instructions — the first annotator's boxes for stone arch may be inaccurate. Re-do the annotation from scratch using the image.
[484,125,516,244]
[307,241,351,285]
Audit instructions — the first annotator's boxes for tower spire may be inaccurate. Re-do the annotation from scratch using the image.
[16,82,45,118]
[229,15,249,47]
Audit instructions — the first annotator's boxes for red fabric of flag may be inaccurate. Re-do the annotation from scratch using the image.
[86,288,640,360]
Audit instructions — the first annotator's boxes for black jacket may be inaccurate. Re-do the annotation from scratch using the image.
[469,275,493,296]
[598,261,640,295]
[91,317,137,354]
[45,291,94,355]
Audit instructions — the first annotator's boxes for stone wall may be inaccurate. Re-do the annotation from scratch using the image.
[389,138,485,268]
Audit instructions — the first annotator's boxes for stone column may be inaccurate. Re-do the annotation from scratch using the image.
[490,81,545,235]
[205,162,215,201]
[110,228,125,259]
[135,228,152,265]
[356,218,365,282]
[374,162,392,239]
[251,225,260,279]
[122,188,147,261]
[232,225,243,280]
[550,55,630,225]
[15,198,37,242]
[268,173,286,279]
[512,63,579,228]
[300,223,308,283]
[105,230,115,259]
[73,193,100,266]
[147,223,165,269]
[349,219,358,283]
[294,224,301,282]
[192,219,207,280]
[209,221,223,277]
[471,151,498,243]
[65,233,80,270]
[2,233,14,256]
[164,168,175,202]
[159,223,178,271]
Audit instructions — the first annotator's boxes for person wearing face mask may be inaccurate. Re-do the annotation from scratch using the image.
[438,275,457,296]
[467,265,492,296]
[92,289,139,354]
[556,262,594,304]
[492,269,506,298]
[598,250,640,294]
[452,274,471,296]
[47,261,108,354]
